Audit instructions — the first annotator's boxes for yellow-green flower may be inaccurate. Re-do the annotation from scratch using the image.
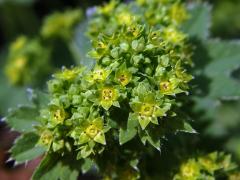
[89,40,109,59]
[170,3,189,25]
[98,0,118,15]
[159,78,183,95]
[100,86,119,110]
[126,24,143,39]
[50,107,67,125]
[86,66,111,83]
[163,27,186,44]
[175,159,200,180]
[116,12,134,26]
[5,56,28,85]
[54,67,83,81]
[39,130,53,148]
[115,64,132,86]
[130,93,170,129]
[71,117,106,146]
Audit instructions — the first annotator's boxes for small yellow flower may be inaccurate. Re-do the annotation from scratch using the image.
[100,87,119,110]
[87,66,110,83]
[55,67,82,81]
[140,103,155,117]
[160,81,172,93]
[117,12,133,25]
[52,108,67,124]
[163,27,186,44]
[4,56,28,85]
[115,63,132,86]
[179,159,200,179]
[86,124,100,139]
[98,0,117,15]
[116,71,132,86]
[170,3,189,25]
[39,130,53,147]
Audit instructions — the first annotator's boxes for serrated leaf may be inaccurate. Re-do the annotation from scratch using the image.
[5,105,39,132]
[204,40,240,99]
[182,2,211,40]
[32,154,80,180]
[119,114,138,145]
[191,40,240,124]
[10,132,45,163]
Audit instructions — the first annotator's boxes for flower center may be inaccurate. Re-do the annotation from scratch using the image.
[53,109,65,123]
[93,69,104,80]
[102,88,114,101]
[40,131,53,146]
[140,103,154,117]
[160,81,171,92]
[86,124,99,138]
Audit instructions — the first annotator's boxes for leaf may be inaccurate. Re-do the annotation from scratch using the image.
[182,2,211,40]
[191,40,240,123]
[27,89,49,108]
[81,158,94,174]
[74,19,95,69]
[0,73,29,116]
[10,132,45,164]
[119,114,138,145]
[204,40,240,99]
[32,154,80,180]
[178,122,197,134]
[139,129,161,151]
[5,105,40,132]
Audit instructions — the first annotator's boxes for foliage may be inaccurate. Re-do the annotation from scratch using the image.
[2,0,240,179]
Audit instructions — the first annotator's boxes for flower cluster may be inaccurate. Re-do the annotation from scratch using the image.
[41,9,82,40]
[174,152,237,180]
[87,0,189,41]
[36,0,193,178]
[4,36,51,86]
[4,9,82,86]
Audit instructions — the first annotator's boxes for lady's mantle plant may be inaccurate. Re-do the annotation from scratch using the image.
[3,0,240,179]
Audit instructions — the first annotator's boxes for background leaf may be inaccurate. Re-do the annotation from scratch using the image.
[182,2,211,40]
[10,132,45,164]
[74,18,94,69]
[32,154,81,180]
[4,105,39,132]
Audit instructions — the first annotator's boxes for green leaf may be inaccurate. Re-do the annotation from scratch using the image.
[74,19,94,69]
[178,122,197,134]
[32,154,80,180]
[139,129,161,151]
[0,73,29,116]
[5,105,39,132]
[204,40,240,99]
[27,89,49,108]
[191,40,240,124]
[10,132,45,164]
[81,158,94,174]
[119,114,138,145]
[182,2,211,40]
